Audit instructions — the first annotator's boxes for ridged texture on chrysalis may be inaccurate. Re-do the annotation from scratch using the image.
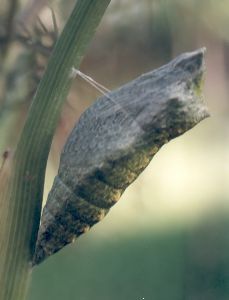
[33,49,209,265]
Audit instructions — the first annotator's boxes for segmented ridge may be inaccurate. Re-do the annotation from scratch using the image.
[33,176,109,265]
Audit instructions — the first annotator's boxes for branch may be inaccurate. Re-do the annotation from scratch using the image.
[0,0,19,56]
[34,48,209,265]
[0,1,111,299]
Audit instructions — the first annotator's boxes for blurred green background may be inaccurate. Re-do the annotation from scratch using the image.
[1,0,229,299]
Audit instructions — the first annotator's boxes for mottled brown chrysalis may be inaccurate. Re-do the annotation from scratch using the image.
[33,49,209,265]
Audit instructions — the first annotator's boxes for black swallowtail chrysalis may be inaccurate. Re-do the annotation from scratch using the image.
[33,49,209,265]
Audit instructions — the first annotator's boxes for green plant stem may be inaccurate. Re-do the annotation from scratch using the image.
[0,1,111,299]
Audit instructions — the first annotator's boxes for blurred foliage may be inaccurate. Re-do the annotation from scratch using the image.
[29,228,186,300]
[1,0,229,299]
[28,211,229,300]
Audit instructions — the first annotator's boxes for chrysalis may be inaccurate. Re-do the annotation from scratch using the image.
[33,49,209,265]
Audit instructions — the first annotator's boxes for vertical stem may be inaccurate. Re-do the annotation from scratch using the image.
[1,0,19,57]
[0,1,111,299]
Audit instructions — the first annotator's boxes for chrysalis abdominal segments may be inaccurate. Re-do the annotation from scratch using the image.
[33,49,209,265]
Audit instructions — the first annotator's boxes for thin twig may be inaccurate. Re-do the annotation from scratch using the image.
[2,0,19,55]
[17,0,49,27]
